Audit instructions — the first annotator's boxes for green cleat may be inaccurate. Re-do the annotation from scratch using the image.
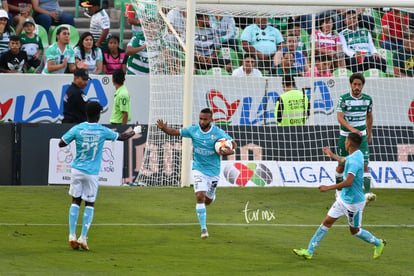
[373,239,386,259]
[293,248,312,260]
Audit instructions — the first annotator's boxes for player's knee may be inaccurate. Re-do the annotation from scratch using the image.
[72,197,82,206]
[350,227,359,235]
[85,201,95,207]
[205,197,213,206]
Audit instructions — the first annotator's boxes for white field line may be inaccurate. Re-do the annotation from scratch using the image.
[0,223,413,227]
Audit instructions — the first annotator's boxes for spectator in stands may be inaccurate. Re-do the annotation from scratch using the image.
[42,25,75,74]
[0,35,28,72]
[0,9,14,58]
[241,17,284,73]
[19,18,43,70]
[271,51,298,77]
[166,7,186,43]
[273,33,308,76]
[1,1,12,21]
[81,0,110,51]
[209,14,239,52]
[232,53,262,77]
[380,8,410,51]
[339,9,387,73]
[103,36,127,74]
[313,14,345,69]
[286,21,307,54]
[8,0,33,35]
[31,0,75,32]
[127,10,142,37]
[126,29,149,75]
[305,54,333,77]
[393,31,414,77]
[74,32,103,75]
[193,13,222,73]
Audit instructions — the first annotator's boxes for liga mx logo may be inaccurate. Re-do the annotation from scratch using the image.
[223,162,273,186]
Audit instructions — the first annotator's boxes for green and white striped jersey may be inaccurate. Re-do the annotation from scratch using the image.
[126,32,161,75]
[336,92,373,136]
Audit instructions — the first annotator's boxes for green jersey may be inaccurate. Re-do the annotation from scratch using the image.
[336,92,373,136]
[126,33,150,75]
[110,85,131,124]
[42,43,75,74]
[19,33,44,60]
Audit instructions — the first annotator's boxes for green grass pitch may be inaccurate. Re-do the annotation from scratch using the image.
[0,186,413,275]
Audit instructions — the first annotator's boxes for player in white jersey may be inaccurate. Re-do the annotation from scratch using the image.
[293,133,386,260]
[59,101,142,250]
[157,108,237,239]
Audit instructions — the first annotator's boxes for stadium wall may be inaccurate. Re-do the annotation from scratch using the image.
[0,123,412,187]
[0,75,413,187]
[1,74,414,126]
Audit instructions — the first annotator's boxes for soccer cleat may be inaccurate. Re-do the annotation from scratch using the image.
[77,236,89,251]
[293,248,313,260]
[365,192,377,205]
[200,229,209,239]
[69,234,79,250]
[373,239,386,259]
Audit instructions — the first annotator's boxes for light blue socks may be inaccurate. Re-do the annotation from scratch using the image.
[69,204,80,235]
[307,225,329,254]
[196,203,207,230]
[355,228,381,246]
[81,206,94,237]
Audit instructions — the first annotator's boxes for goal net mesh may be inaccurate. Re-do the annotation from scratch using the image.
[132,0,414,187]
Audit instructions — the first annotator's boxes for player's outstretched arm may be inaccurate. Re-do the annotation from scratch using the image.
[157,119,180,136]
[323,147,345,164]
[118,124,143,141]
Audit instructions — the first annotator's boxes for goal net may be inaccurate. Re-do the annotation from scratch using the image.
[132,0,414,188]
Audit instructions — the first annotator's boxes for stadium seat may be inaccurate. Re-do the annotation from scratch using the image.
[333,68,352,77]
[218,47,240,67]
[50,24,80,47]
[363,68,388,78]
[377,48,395,76]
[205,67,230,76]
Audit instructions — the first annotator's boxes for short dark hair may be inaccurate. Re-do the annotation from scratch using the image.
[282,75,296,87]
[56,26,69,36]
[347,132,362,148]
[9,35,20,42]
[349,72,365,85]
[243,53,257,60]
[112,69,125,85]
[200,108,212,117]
[315,54,331,63]
[86,101,103,120]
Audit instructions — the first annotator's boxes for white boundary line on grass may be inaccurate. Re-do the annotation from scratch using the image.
[1,223,414,227]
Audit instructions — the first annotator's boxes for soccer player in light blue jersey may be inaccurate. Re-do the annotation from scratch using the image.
[293,133,386,260]
[157,108,237,239]
[59,101,142,250]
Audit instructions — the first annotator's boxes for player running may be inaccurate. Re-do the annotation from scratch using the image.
[157,108,237,239]
[335,73,376,204]
[293,133,386,260]
[59,101,142,250]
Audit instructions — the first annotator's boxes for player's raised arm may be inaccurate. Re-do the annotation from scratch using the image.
[157,119,180,136]
[323,147,346,164]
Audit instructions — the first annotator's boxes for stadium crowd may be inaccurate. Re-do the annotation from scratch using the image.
[0,2,413,78]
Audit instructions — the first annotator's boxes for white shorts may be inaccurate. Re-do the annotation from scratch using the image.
[192,170,219,200]
[68,168,99,203]
[327,197,365,228]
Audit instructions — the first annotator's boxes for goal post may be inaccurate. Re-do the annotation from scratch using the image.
[132,0,414,188]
